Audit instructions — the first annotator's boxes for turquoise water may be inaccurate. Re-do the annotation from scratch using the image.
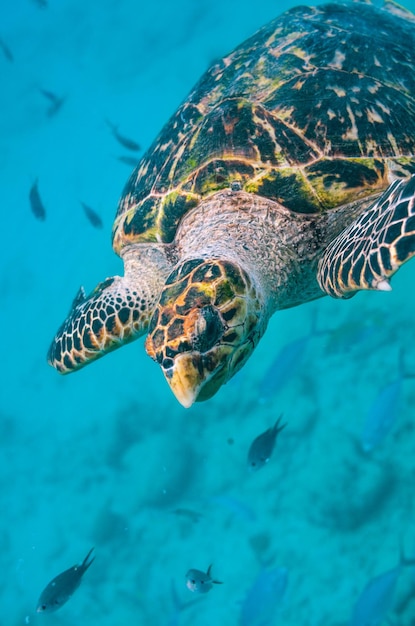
[2,0,415,624]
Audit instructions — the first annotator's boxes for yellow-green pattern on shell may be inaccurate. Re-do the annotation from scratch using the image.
[112,1,415,254]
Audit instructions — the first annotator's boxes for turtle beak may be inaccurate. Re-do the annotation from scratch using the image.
[162,353,227,408]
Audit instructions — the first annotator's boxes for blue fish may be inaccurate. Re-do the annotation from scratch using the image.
[210,494,257,522]
[239,566,288,626]
[258,309,320,402]
[360,351,409,453]
[349,549,415,626]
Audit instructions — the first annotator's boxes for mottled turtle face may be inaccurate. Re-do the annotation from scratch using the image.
[145,258,263,407]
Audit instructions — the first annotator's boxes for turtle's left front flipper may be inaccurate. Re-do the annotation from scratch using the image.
[318,175,415,299]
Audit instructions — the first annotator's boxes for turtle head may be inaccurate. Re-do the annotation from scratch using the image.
[145,258,264,408]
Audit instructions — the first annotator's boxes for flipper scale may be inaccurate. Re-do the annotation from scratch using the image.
[318,175,415,298]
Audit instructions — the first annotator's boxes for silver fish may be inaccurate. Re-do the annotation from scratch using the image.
[36,548,94,612]
[185,565,222,594]
[247,414,286,471]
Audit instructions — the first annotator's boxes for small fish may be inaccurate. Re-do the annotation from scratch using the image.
[36,548,94,613]
[32,0,48,7]
[29,179,46,221]
[239,566,288,626]
[81,201,103,229]
[116,155,140,167]
[0,38,14,63]
[360,350,411,453]
[106,119,141,151]
[258,309,320,402]
[210,494,256,522]
[185,565,222,594]
[247,414,286,471]
[325,319,378,354]
[38,87,65,117]
[349,548,415,626]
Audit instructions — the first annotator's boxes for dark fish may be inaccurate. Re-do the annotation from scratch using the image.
[172,508,203,523]
[36,548,94,613]
[185,565,222,594]
[81,202,103,229]
[29,179,46,221]
[32,0,48,7]
[116,155,140,167]
[38,87,65,117]
[0,38,14,63]
[106,119,141,151]
[247,414,286,471]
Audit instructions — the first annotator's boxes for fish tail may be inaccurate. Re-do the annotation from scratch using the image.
[81,547,95,571]
[273,414,287,434]
[207,564,223,584]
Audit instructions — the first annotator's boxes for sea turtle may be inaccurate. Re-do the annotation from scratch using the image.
[48,0,415,408]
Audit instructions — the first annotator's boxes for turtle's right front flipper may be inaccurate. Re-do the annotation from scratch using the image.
[318,175,415,299]
[47,277,151,373]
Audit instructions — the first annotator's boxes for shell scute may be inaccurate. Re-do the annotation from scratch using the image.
[112,1,415,252]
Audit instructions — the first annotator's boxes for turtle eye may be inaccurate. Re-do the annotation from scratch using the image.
[192,305,224,353]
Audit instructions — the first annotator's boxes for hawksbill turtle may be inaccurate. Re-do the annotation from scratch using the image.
[48,0,415,408]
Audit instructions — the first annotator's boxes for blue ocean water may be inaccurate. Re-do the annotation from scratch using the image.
[2,0,415,624]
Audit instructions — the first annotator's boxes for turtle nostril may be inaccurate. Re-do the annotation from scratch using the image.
[192,305,224,353]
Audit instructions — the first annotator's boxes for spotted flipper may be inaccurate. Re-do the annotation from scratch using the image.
[318,175,415,299]
[47,277,151,373]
